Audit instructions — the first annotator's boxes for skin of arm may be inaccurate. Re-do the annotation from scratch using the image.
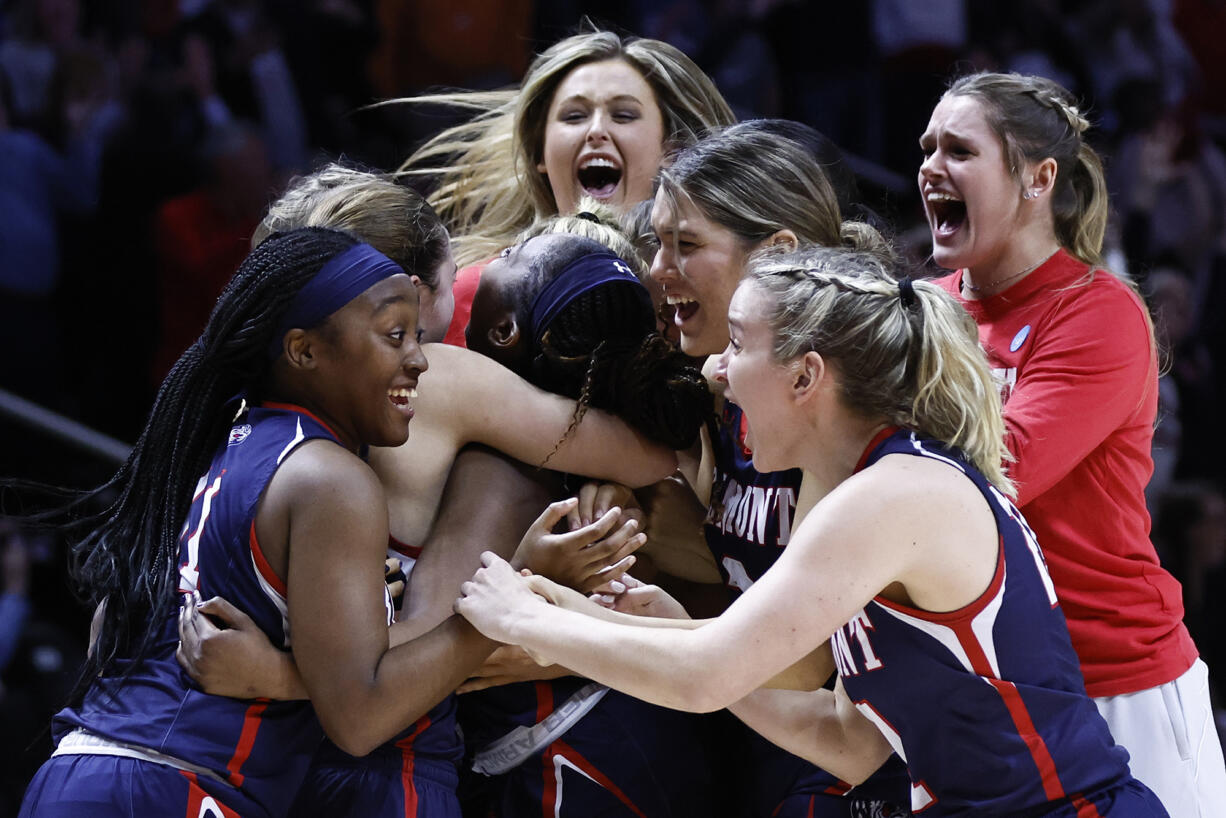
[726,679,893,784]
[398,444,561,636]
[458,454,998,714]
[407,344,678,487]
[263,441,502,755]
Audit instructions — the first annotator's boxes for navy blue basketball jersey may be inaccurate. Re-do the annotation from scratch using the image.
[53,403,361,817]
[705,400,802,594]
[705,400,910,816]
[832,429,1141,816]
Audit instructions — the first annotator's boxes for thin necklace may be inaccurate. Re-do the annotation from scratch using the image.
[963,249,1059,295]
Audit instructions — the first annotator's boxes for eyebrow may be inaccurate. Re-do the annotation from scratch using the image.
[372,295,410,313]
[558,93,644,106]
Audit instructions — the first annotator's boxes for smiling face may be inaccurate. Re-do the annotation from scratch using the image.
[918,94,1029,276]
[714,282,799,473]
[648,188,754,357]
[309,274,428,450]
[538,59,666,216]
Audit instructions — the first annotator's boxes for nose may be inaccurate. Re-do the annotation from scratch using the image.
[919,150,941,184]
[405,339,428,376]
[649,244,676,286]
[713,344,731,385]
[586,109,610,143]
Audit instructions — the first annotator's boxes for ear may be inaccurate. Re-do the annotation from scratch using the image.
[764,229,799,252]
[487,313,522,351]
[791,350,825,402]
[537,160,548,174]
[282,329,317,370]
[1027,157,1058,199]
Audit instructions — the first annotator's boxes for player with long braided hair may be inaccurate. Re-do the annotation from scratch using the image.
[15,227,590,817]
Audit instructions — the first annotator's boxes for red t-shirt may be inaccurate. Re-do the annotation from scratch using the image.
[937,250,1197,697]
[440,260,488,348]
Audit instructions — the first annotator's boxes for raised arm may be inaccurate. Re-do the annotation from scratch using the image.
[415,343,678,487]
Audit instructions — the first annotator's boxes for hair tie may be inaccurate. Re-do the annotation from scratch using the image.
[575,211,600,223]
[898,276,916,308]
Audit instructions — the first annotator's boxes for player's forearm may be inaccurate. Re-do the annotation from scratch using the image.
[728,688,886,784]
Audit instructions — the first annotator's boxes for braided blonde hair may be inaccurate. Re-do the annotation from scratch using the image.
[944,72,1106,267]
[748,247,1015,496]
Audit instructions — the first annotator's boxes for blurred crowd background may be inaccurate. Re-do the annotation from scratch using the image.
[1,0,1224,813]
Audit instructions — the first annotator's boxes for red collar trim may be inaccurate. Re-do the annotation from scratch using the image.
[261,401,341,442]
[854,426,900,473]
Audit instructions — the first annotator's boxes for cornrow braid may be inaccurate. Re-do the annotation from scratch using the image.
[947,72,1108,267]
[14,228,361,698]
[747,247,1014,496]
[530,280,712,451]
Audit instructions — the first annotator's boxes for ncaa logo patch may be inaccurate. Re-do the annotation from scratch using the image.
[1010,325,1031,352]
[228,424,252,446]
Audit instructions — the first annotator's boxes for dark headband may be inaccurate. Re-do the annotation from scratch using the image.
[268,242,404,359]
[528,251,649,346]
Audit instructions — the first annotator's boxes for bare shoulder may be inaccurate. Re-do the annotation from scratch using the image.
[271,439,384,511]
[823,453,990,537]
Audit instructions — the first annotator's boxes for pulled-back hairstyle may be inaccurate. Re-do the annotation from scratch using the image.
[503,233,711,451]
[254,163,451,290]
[518,197,649,281]
[747,247,1014,496]
[944,72,1107,266]
[657,119,889,257]
[400,26,734,266]
[29,228,363,690]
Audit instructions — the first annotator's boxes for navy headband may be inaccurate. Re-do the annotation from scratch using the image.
[268,242,404,358]
[528,251,648,346]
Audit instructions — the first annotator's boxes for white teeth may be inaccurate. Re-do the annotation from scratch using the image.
[665,295,696,306]
[408,388,418,399]
[580,157,618,170]
[388,387,416,399]
[926,191,961,203]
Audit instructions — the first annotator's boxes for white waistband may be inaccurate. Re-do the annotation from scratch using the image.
[54,729,229,786]
[472,683,610,775]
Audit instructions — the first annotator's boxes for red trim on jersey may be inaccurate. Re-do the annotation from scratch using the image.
[872,535,1006,624]
[388,534,422,560]
[854,426,901,473]
[224,700,269,788]
[395,716,432,817]
[985,677,1067,802]
[180,770,241,817]
[248,521,287,597]
[261,401,342,442]
[1070,792,1104,818]
[544,738,648,818]
[823,780,853,796]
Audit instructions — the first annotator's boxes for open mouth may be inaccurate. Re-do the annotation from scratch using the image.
[665,294,699,326]
[577,158,622,199]
[927,192,966,237]
[388,386,417,418]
